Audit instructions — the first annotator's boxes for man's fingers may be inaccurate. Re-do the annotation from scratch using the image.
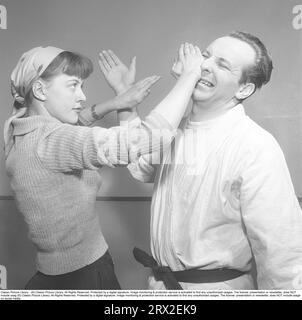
[108,50,122,65]
[102,50,116,67]
[98,52,111,71]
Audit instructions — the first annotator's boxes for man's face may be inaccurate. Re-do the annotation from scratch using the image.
[192,36,256,107]
[44,73,86,124]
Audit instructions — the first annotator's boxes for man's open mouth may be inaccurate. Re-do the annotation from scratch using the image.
[197,78,215,88]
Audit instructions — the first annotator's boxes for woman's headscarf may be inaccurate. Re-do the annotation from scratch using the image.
[4,46,64,157]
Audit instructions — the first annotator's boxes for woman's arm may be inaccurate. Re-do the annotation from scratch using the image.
[36,112,175,172]
[78,76,159,126]
[99,45,203,130]
[126,43,204,183]
[78,50,160,126]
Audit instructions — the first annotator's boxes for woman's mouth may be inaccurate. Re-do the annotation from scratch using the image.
[72,107,82,113]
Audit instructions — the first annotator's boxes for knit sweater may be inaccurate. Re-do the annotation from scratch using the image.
[5,111,173,275]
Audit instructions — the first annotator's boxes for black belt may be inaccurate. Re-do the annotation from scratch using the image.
[133,247,248,290]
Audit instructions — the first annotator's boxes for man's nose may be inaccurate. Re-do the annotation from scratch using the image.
[200,56,213,74]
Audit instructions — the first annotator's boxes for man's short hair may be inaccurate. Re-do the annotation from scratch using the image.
[229,31,273,90]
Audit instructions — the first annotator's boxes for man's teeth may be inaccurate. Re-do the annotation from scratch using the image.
[198,80,214,87]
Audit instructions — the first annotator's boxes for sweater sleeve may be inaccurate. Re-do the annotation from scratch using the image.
[240,133,302,289]
[126,111,176,183]
[36,111,176,172]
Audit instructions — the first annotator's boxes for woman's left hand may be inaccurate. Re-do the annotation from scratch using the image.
[114,75,161,110]
[98,50,136,95]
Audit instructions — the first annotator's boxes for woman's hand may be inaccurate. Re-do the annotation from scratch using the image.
[171,43,204,80]
[114,76,160,110]
[98,50,136,95]
[171,57,183,79]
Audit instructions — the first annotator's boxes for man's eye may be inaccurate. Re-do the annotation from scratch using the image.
[202,52,209,58]
[218,62,229,70]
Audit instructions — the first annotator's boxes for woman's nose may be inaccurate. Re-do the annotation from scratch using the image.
[77,88,86,102]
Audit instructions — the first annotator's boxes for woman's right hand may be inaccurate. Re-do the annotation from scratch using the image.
[171,43,204,81]
[114,76,161,110]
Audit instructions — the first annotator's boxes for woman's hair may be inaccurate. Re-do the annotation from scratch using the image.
[25,51,93,104]
[40,51,93,81]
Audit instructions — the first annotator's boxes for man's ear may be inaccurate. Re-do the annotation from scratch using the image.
[235,83,255,101]
[32,80,47,102]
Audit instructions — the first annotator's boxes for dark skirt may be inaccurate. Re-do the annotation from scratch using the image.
[25,250,121,290]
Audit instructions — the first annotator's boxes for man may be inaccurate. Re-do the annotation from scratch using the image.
[128,31,302,289]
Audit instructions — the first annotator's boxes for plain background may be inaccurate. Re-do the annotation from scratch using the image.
[0,0,301,289]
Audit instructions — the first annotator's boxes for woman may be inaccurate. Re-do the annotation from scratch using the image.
[4,44,203,289]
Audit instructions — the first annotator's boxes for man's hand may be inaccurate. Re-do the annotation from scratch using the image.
[114,76,161,110]
[99,50,136,95]
[171,43,204,80]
